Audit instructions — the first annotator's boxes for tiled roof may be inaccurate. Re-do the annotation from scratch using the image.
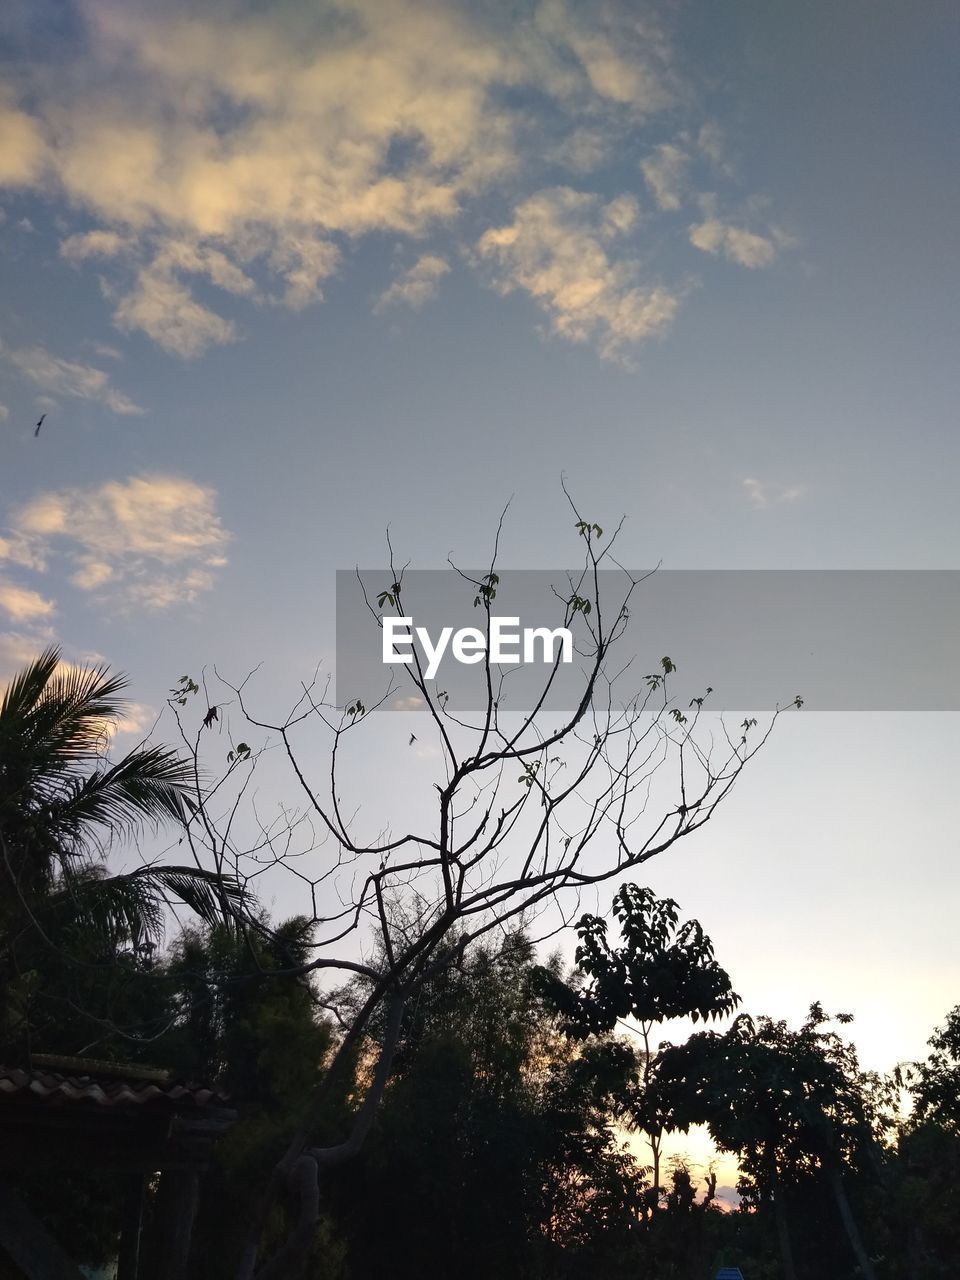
[0,1062,228,1111]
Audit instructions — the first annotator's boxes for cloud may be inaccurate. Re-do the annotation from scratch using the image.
[0,342,145,414]
[533,0,676,111]
[60,229,137,261]
[11,474,231,611]
[109,701,155,739]
[84,236,262,356]
[0,0,691,360]
[714,1184,741,1210]
[742,477,804,509]
[0,91,47,186]
[0,405,8,421]
[376,254,450,312]
[549,128,611,175]
[690,218,785,269]
[268,233,340,312]
[641,142,688,211]
[476,187,679,362]
[392,694,426,712]
[0,1,787,362]
[696,121,730,172]
[112,261,239,357]
[0,579,56,622]
[89,342,123,360]
[0,533,47,572]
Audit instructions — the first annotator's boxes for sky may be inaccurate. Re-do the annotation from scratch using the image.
[2,0,959,1144]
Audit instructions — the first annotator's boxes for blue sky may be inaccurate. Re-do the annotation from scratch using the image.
[1,0,959,1087]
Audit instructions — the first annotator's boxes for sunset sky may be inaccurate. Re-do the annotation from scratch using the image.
[1,0,958,1135]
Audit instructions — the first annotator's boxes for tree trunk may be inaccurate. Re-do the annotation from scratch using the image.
[155,1169,200,1280]
[828,1164,878,1280]
[117,1174,147,1280]
[240,989,408,1280]
[771,1175,797,1280]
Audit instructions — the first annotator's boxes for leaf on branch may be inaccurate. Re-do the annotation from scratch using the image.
[473,572,500,608]
[169,674,199,707]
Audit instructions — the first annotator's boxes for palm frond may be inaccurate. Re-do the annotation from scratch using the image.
[1,649,249,954]
[47,746,194,855]
[124,864,248,930]
[0,646,61,721]
[1,647,135,821]
[43,866,165,952]
[44,864,247,951]
[2,647,129,765]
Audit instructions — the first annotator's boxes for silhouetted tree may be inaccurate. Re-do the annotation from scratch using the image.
[536,882,739,1200]
[649,1004,882,1280]
[160,504,793,1278]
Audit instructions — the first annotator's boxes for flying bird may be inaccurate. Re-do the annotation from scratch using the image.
[34,414,46,437]
[408,733,417,746]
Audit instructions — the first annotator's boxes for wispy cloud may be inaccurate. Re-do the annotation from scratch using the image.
[0,533,47,572]
[392,694,426,712]
[549,127,611,175]
[690,218,791,269]
[89,342,123,361]
[476,187,679,363]
[742,477,804,509]
[0,579,56,622]
[11,474,231,610]
[696,121,730,172]
[111,261,240,358]
[641,142,689,211]
[376,255,450,313]
[0,342,145,415]
[0,405,9,421]
[60,229,136,261]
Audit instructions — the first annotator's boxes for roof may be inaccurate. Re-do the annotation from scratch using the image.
[0,1060,236,1172]
[0,1062,228,1111]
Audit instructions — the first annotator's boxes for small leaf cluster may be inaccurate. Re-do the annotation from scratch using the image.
[169,674,199,706]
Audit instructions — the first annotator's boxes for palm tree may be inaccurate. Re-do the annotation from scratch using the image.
[0,647,246,1053]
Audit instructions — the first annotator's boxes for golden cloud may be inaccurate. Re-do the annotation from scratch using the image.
[476,187,679,363]
[0,0,693,360]
[11,474,231,611]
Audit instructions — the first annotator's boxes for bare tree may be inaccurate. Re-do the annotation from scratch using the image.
[164,499,798,1278]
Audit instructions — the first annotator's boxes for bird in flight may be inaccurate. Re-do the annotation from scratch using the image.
[34,414,46,437]
[408,733,417,746]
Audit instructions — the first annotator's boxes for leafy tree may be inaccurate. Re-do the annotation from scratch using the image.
[883,1005,960,1276]
[0,646,244,1060]
[908,1004,960,1137]
[147,918,343,1280]
[536,883,739,1198]
[331,931,644,1280]
[649,1004,883,1280]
